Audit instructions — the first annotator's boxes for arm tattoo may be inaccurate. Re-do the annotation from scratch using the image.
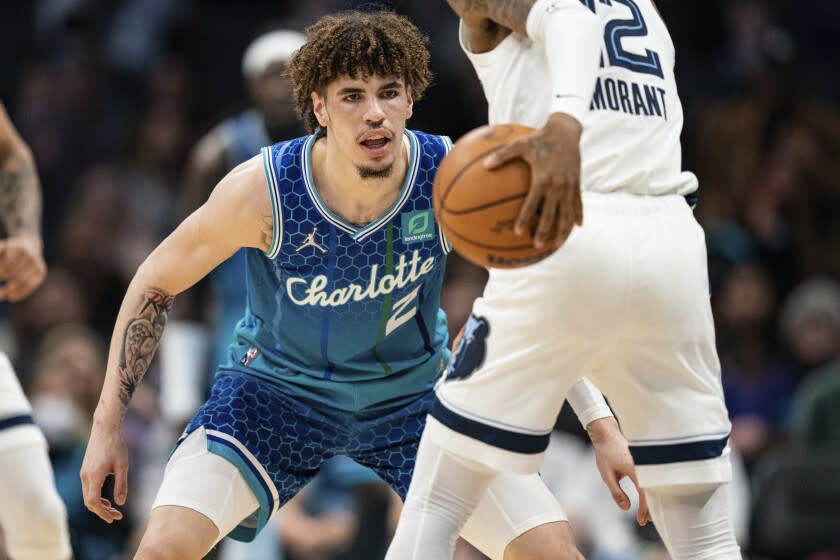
[0,152,41,237]
[447,0,535,34]
[117,289,175,410]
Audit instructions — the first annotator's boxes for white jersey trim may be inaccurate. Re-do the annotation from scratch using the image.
[438,135,454,254]
[261,146,284,260]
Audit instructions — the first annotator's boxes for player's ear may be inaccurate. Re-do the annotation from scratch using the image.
[311,91,329,128]
[405,85,414,119]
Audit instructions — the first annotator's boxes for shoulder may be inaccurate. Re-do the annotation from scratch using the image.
[215,155,268,208]
[201,155,272,250]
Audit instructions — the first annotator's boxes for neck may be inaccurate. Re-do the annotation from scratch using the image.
[311,133,409,226]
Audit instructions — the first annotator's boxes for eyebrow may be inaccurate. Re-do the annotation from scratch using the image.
[336,81,404,96]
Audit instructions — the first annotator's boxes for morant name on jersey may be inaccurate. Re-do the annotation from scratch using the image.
[460,0,698,199]
[590,76,668,120]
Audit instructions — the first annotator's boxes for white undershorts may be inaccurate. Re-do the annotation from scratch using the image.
[153,427,567,558]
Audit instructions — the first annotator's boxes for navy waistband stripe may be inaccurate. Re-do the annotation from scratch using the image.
[430,397,550,455]
[0,414,34,431]
[630,435,728,465]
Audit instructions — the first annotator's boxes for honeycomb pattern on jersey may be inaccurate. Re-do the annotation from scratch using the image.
[267,132,448,328]
[185,372,433,507]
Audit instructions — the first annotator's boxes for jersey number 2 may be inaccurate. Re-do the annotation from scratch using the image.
[582,0,664,78]
[385,286,421,336]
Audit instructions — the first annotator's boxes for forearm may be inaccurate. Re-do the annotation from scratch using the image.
[0,146,41,238]
[526,0,603,123]
[95,273,175,425]
[566,377,612,428]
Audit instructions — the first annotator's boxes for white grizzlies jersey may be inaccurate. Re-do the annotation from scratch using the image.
[460,0,698,199]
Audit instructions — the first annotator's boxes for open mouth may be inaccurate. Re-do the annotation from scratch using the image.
[361,136,391,150]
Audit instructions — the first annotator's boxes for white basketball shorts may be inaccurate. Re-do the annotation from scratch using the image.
[428,193,732,488]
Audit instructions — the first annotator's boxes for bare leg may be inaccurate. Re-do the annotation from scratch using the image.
[504,521,583,560]
[134,505,220,560]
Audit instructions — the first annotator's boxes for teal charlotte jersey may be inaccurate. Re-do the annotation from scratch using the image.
[223,130,453,412]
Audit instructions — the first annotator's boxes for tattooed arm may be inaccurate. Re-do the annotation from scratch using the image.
[0,102,46,301]
[446,0,536,35]
[81,154,273,522]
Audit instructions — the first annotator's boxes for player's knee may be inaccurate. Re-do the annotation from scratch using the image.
[504,521,583,560]
[134,541,187,560]
[505,542,583,560]
[134,531,212,560]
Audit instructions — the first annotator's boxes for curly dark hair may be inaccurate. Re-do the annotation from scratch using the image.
[288,10,432,134]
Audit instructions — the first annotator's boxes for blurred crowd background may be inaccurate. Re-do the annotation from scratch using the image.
[1,0,839,559]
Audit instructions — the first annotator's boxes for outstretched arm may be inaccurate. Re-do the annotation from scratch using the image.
[0,101,46,301]
[81,155,272,523]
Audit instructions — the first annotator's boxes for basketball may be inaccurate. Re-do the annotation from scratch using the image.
[433,124,559,269]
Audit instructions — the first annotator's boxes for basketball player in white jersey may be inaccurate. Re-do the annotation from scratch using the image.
[0,101,72,559]
[387,1,741,559]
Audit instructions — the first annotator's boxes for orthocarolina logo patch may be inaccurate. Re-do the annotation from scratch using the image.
[445,314,490,382]
[402,209,435,244]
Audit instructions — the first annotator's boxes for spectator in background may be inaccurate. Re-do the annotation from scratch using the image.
[716,264,796,466]
[785,278,840,446]
[780,277,840,378]
[9,267,87,380]
[175,29,307,392]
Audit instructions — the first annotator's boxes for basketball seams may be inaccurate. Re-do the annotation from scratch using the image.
[442,191,528,216]
[438,146,501,207]
[438,214,535,251]
[433,123,557,268]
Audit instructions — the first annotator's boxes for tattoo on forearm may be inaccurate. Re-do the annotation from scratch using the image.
[0,153,41,236]
[447,0,535,33]
[117,289,174,409]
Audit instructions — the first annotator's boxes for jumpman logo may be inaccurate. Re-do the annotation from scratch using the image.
[296,228,327,253]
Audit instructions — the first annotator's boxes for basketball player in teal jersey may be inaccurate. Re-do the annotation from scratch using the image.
[81,11,642,560]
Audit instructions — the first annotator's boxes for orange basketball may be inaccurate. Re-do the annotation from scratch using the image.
[433,124,558,269]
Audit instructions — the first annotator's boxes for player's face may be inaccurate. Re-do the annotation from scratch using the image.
[313,74,414,180]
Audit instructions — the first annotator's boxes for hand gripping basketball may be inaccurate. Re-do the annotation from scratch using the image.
[434,122,572,268]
